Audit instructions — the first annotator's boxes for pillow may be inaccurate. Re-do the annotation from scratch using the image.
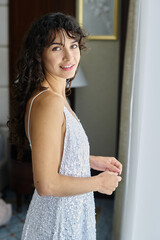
[0,199,12,226]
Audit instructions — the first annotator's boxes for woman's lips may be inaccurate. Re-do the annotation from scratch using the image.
[60,64,74,71]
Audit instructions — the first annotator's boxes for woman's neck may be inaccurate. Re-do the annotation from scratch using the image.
[42,75,66,99]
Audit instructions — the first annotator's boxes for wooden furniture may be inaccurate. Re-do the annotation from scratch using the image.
[0,126,9,192]
[9,160,34,212]
[9,145,33,211]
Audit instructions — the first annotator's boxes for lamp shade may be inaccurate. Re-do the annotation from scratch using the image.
[71,66,88,88]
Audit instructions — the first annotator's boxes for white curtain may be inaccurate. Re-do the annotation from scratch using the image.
[113,0,160,239]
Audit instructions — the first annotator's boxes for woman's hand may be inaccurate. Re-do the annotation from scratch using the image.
[97,171,122,195]
[90,155,122,175]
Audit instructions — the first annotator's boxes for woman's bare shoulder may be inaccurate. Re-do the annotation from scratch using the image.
[32,90,64,110]
[30,90,65,125]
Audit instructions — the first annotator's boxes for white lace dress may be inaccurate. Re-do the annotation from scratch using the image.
[21,91,96,240]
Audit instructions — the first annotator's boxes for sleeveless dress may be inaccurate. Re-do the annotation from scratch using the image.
[21,90,96,240]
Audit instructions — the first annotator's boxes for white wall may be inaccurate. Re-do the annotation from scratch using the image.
[0,0,9,126]
[114,0,160,239]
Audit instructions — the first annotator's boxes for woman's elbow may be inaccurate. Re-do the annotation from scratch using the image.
[35,182,59,197]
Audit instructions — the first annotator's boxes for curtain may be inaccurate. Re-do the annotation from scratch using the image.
[112,0,141,239]
[113,0,160,238]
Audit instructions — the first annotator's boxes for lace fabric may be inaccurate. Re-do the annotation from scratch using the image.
[21,93,96,240]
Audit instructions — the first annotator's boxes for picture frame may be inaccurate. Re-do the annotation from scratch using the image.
[77,0,118,40]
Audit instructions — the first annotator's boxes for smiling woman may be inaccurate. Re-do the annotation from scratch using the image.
[42,31,80,82]
[7,12,122,240]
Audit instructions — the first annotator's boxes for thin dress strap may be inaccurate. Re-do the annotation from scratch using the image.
[28,90,49,147]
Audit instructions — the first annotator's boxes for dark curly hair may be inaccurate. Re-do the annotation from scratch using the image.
[7,12,87,160]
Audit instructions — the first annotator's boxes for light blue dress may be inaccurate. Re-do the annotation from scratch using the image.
[21,90,96,240]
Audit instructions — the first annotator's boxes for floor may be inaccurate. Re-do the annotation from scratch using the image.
[0,188,114,240]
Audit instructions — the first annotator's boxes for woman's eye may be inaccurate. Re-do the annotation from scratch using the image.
[52,46,61,51]
[72,44,78,49]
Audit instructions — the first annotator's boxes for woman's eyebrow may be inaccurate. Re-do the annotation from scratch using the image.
[51,42,63,45]
[72,40,78,43]
[50,40,78,46]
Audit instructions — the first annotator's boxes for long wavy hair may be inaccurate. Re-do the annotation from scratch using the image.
[7,12,87,160]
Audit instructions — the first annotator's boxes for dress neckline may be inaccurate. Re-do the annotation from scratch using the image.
[64,105,80,124]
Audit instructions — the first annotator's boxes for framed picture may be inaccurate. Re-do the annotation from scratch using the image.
[77,0,118,40]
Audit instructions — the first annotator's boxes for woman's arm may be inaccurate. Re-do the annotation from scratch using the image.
[90,155,122,174]
[42,171,121,197]
[30,93,121,197]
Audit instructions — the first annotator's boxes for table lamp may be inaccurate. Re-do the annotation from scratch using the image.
[68,66,88,110]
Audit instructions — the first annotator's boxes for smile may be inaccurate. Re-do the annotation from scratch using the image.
[60,64,74,71]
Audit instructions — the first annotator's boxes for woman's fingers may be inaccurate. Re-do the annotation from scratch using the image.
[97,171,122,195]
[108,157,123,174]
[108,171,122,182]
[106,164,121,174]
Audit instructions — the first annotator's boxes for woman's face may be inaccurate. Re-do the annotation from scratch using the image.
[42,30,81,80]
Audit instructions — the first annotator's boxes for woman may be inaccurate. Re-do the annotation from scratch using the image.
[8,13,122,240]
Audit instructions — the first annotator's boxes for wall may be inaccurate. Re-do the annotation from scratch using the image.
[0,0,9,191]
[0,0,9,126]
[75,40,120,157]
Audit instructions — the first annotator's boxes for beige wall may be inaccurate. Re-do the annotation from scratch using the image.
[75,40,120,156]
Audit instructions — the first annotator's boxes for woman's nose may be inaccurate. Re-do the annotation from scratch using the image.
[63,48,72,61]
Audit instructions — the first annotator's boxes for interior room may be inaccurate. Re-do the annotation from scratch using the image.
[0,0,160,240]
